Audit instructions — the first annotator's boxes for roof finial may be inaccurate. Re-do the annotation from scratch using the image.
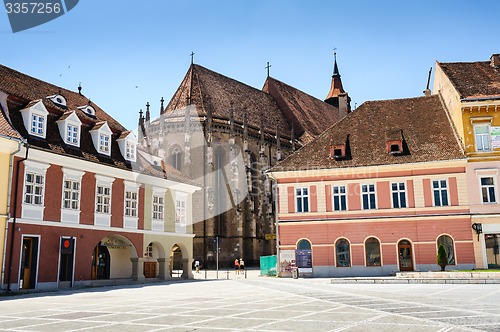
[333,47,339,76]
[160,97,165,115]
[78,82,82,95]
[145,102,150,122]
[266,62,271,77]
[190,51,195,65]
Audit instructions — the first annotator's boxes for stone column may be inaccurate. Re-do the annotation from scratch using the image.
[182,258,194,279]
[157,258,167,280]
[130,257,145,281]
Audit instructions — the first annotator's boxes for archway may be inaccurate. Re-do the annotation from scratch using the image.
[143,241,165,278]
[91,235,138,280]
[169,243,191,279]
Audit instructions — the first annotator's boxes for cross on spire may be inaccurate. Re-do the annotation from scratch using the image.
[266,62,271,77]
[190,51,195,64]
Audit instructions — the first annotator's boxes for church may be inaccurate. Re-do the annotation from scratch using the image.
[139,54,350,267]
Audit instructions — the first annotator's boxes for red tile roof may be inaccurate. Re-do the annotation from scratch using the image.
[272,95,465,172]
[437,57,500,100]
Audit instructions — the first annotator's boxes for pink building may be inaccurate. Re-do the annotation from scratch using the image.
[268,95,476,277]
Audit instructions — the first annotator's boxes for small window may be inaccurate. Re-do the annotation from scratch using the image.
[365,237,381,266]
[296,187,309,213]
[96,185,111,214]
[24,172,44,205]
[31,114,44,136]
[145,243,153,258]
[480,177,496,203]
[63,179,80,210]
[433,180,449,206]
[336,238,351,267]
[152,194,164,220]
[99,134,110,153]
[474,124,491,151]
[66,124,79,145]
[124,190,138,217]
[330,144,346,159]
[126,141,136,161]
[387,140,403,154]
[48,94,67,107]
[297,239,311,250]
[437,235,455,265]
[391,182,406,208]
[332,185,347,211]
[362,184,376,210]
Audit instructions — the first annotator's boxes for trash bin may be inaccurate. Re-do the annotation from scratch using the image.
[292,267,299,279]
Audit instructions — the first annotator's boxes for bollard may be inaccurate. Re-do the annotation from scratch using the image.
[227,270,229,279]
[245,269,247,279]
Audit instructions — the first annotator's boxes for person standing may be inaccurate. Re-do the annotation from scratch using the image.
[234,258,240,275]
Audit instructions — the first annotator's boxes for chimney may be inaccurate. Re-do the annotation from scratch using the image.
[338,93,351,117]
[423,67,432,96]
[490,54,500,68]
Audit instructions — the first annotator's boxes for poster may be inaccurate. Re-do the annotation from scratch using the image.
[491,127,500,149]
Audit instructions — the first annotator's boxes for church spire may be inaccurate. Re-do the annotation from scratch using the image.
[325,51,345,104]
[325,51,351,115]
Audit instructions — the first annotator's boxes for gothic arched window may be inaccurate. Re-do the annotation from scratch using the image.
[171,146,182,171]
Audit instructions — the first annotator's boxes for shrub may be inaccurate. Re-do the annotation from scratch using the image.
[437,244,448,271]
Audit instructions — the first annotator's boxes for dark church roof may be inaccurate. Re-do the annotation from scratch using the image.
[272,95,465,172]
[163,64,346,142]
[263,76,345,142]
[164,64,290,135]
[437,55,500,100]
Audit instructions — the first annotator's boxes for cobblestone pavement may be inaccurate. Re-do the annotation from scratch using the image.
[0,276,499,331]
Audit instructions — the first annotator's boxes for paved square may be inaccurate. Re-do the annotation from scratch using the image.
[0,277,499,331]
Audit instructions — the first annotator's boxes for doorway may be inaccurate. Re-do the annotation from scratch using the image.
[91,243,110,280]
[398,239,413,271]
[20,236,39,289]
[59,237,75,288]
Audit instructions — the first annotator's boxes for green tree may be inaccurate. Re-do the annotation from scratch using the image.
[436,244,448,271]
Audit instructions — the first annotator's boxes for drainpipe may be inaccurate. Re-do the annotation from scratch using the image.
[6,143,29,292]
[0,136,23,289]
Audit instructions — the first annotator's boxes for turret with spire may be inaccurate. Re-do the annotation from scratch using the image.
[325,51,351,115]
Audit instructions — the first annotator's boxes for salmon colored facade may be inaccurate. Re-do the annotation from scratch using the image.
[271,162,475,277]
[434,54,500,269]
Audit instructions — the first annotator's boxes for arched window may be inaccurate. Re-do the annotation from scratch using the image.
[171,146,182,171]
[365,237,381,266]
[437,235,455,265]
[297,239,311,250]
[336,238,351,267]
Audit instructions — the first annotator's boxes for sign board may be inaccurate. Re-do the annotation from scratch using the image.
[265,233,276,240]
[491,127,500,149]
[279,250,295,273]
[295,249,312,273]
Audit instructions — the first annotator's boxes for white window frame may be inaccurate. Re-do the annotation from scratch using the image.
[20,100,48,139]
[151,187,167,232]
[361,183,377,210]
[56,111,82,147]
[99,133,110,154]
[94,175,114,227]
[332,185,347,211]
[123,181,140,229]
[126,141,136,161]
[473,123,492,152]
[175,192,188,234]
[117,131,138,162]
[21,160,50,220]
[475,169,499,205]
[391,182,407,209]
[31,113,44,136]
[60,168,84,224]
[295,187,309,213]
[432,179,449,207]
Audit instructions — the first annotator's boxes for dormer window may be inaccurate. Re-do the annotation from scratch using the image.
[78,105,95,117]
[90,121,112,156]
[117,131,137,162]
[99,133,110,153]
[385,129,404,155]
[330,144,346,159]
[47,94,67,107]
[387,140,403,155]
[56,111,82,147]
[20,100,48,139]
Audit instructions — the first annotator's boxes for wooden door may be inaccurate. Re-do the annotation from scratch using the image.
[398,240,413,271]
[144,262,157,278]
[20,238,33,289]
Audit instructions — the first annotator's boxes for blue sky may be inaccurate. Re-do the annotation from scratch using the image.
[1,0,499,130]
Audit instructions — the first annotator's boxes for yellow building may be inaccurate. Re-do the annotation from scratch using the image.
[434,53,500,268]
[0,107,23,286]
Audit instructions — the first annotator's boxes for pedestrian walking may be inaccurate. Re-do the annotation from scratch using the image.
[195,260,200,273]
[234,258,240,274]
[239,258,245,274]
